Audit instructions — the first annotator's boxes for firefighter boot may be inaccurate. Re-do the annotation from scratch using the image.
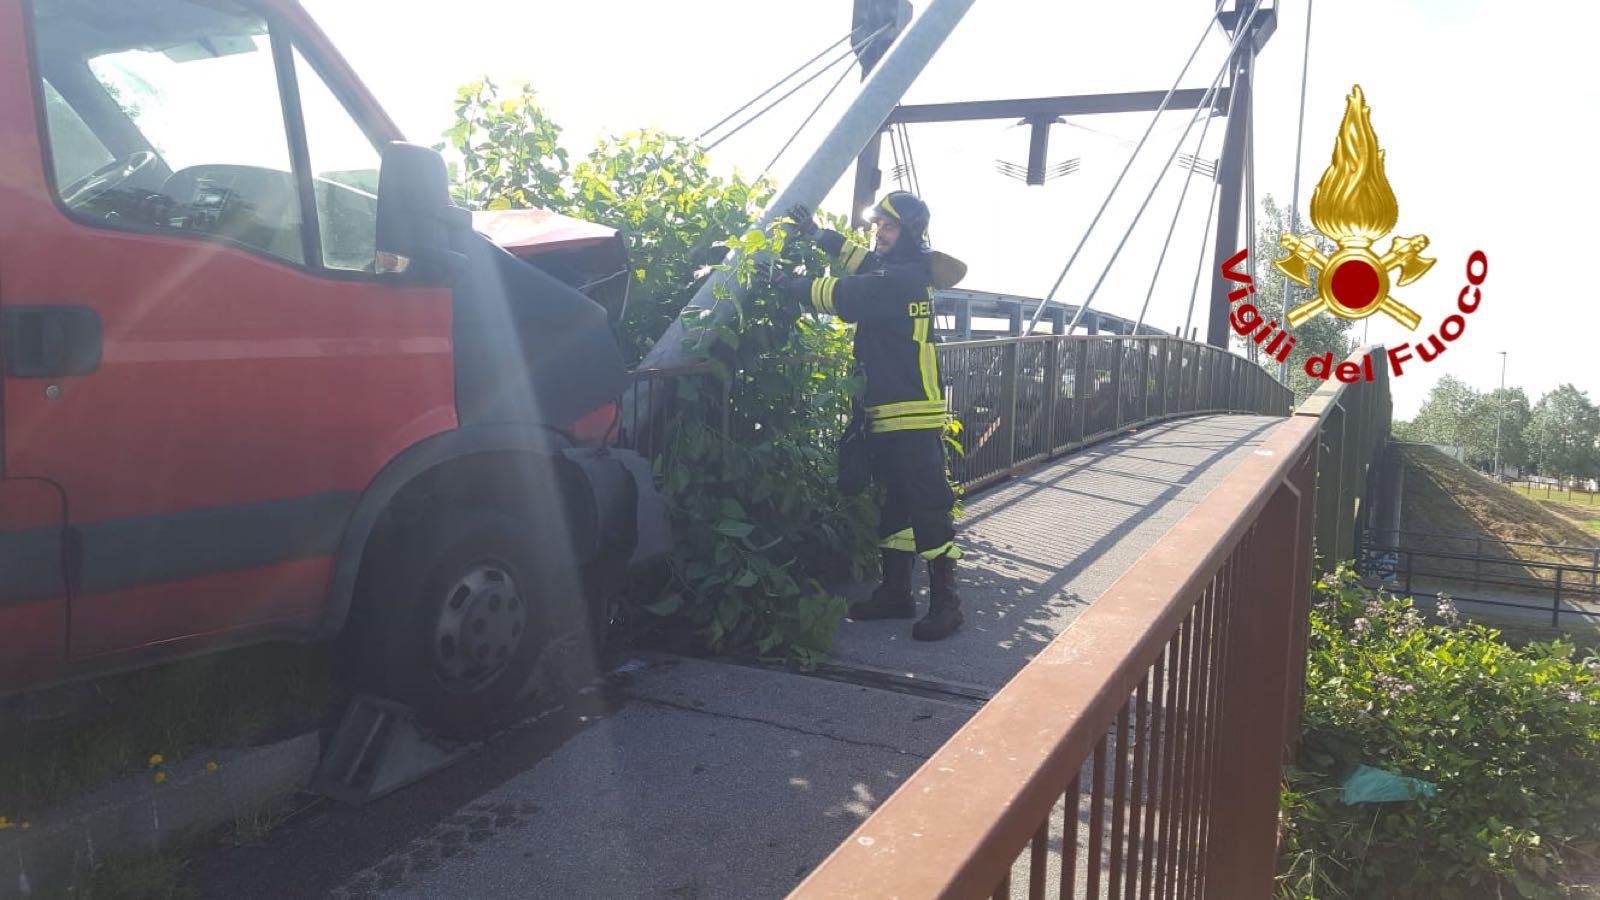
[913,555,964,641]
[849,550,916,620]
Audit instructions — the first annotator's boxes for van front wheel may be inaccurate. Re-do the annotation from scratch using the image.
[351,508,547,738]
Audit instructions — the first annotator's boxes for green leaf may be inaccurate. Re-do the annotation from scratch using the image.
[645,593,683,616]
[715,520,755,539]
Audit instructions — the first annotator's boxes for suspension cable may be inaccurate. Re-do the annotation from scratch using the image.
[698,32,853,141]
[760,50,858,180]
[887,121,905,190]
[1132,91,1224,334]
[1023,2,1224,334]
[1281,0,1316,380]
[1064,0,1266,336]
[1181,72,1238,341]
[898,123,923,196]
[1184,59,1241,339]
[703,22,896,154]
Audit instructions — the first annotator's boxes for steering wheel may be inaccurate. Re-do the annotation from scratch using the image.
[61,150,157,208]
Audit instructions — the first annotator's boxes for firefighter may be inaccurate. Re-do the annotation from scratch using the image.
[766,192,963,641]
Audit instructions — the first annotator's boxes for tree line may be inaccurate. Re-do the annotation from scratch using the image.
[1393,376,1600,482]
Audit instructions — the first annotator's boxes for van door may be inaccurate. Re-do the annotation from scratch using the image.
[0,478,67,691]
[5,0,456,659]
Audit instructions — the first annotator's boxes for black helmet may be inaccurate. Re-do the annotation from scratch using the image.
[867,191,930,256]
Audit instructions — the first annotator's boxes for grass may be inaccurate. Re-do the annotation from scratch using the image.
[0,643,335,820]
[1510,486,1600,534]
[79,852,197,900]
[1509,482,1600,507]
[1398,445,1598,558]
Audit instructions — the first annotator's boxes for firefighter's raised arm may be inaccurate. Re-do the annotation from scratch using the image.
[805,264,927,324]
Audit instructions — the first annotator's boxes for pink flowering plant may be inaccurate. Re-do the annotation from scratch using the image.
[1279,567,1600,899]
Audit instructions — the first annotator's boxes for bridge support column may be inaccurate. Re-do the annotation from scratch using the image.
[851,131,884,230]
[1206,13,1258,349]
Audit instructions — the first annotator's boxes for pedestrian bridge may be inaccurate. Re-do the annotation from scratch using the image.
[341,334,1388,899]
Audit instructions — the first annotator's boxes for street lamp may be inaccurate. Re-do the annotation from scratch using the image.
[1493,351,1507,479]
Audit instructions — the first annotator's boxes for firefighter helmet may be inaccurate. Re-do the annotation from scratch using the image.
[867,191,930,254]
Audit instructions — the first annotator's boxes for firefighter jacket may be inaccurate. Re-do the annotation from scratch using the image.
[804,230,945,433]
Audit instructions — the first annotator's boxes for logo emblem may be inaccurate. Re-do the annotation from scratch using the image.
[1277,85,1434,330]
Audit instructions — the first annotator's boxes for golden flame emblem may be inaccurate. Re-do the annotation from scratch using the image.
[1277,85,1434,329]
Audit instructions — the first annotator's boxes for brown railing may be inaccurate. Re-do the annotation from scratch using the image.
[1292,346,1392,564]
[792,349,1389,899]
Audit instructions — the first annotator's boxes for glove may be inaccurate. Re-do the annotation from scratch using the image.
[770,274,811,303]
[749,262,808,298]
[784,204,819,239]
[749,259,785,290]
[758,272,812,302]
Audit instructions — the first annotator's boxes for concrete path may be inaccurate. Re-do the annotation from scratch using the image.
[208,415,1285,899]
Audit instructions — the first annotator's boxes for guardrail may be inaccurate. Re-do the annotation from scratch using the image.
[624,335,1292,494]
[792,347,1386,899]
[942,335,1293,492]
[1360,530,1600,627]
[1505,480,1600,505]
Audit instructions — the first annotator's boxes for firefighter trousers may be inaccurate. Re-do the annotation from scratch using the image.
[868,427,960,560]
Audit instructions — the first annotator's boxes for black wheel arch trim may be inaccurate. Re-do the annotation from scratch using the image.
[318,425,670,639]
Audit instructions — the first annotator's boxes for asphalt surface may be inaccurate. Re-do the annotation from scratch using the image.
[194,414,1282,900]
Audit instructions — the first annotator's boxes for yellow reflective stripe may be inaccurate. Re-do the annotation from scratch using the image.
[839,243,868,274]
[920,541,962,561]
[880,195,899,219]
[810,277,838,314]
[870,413,948,433]
[879,528,916,552]
[866,399,947,419]
[920,339,940,401]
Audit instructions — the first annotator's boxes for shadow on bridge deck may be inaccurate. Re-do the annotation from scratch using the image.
[829,413,1282,691]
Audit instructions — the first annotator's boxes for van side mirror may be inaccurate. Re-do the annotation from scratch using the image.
[375,142,470,276]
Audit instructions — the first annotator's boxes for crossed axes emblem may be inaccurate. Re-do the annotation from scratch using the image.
[1277,234,1434,330]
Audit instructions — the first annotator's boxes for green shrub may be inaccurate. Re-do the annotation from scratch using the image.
[441,81,879,662]
[1279,568,1600,898]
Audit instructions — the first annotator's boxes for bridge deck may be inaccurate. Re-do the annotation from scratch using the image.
[227,414,1287,899]
[831,414,1283,690]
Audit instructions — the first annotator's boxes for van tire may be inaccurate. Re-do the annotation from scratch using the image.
[348,507,551,738]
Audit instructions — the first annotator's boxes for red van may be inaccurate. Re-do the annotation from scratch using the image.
[0,0,668,733]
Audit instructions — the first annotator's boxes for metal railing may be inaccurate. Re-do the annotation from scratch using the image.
[623,335,1293,491]
[1504,480,1600,505]
[792,348,1387,899]
[1360,529,1600,627]
[940,335,1292,491]
[1293,346,1392,565]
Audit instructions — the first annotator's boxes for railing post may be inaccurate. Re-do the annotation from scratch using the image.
[1003,340,1019,470]
[1473,538,1482,591]
[1158,339,1170,417]
[1206,459,1313,898]
[1141,341,1152,421]
[1112,338,1125,429]
[1081,334,1094,438]
[1553,568,1563,627]
[1044,336,1060,455]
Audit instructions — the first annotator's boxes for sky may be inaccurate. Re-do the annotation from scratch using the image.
[302,0,1599,419]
